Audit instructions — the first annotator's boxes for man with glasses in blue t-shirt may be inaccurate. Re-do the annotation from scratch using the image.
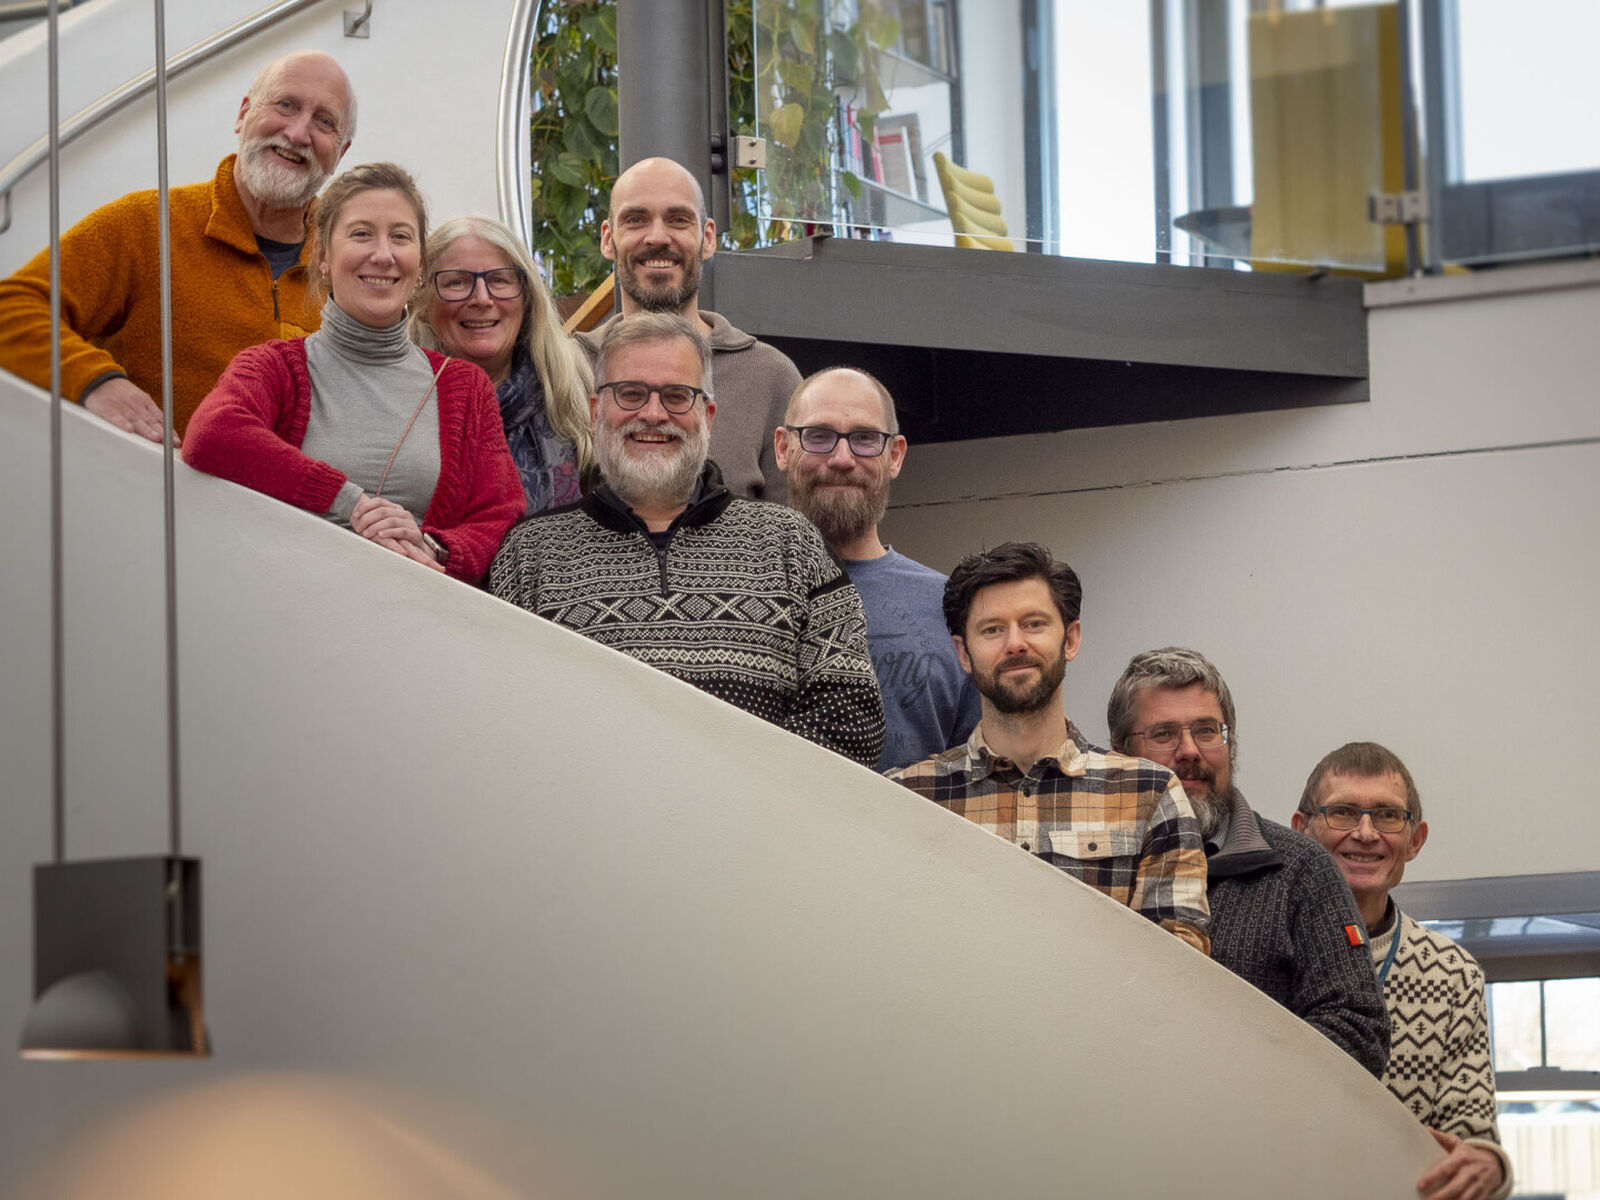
[776,367,980,772]
[1108,647,1390,1076]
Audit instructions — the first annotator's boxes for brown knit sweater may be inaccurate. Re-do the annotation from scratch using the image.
[0,154,320,433]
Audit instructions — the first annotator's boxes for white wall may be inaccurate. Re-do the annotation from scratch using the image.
[0,0,521,276]
[883,265,1600,884]
[0,373,1441,1198]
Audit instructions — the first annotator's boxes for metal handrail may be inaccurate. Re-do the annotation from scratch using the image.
[0,0,323,234]
[495,0,536,251]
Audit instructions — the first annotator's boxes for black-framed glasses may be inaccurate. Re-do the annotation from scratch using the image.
[1312,804,1415,833]
[785,425,894,457]
[599,380,707,414]
[431,267,526,301]
[1128,720,1229,751]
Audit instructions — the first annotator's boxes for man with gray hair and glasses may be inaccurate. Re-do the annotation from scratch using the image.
[1294,742,1512,1200]
[1108,647,1390,1075]
[490,313,883,767]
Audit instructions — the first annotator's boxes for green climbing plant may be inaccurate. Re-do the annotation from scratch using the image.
[528,0,898,292]
[530,0,619,297]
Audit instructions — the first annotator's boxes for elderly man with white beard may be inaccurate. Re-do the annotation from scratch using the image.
[489,313,884,767]
[0,50,355,442]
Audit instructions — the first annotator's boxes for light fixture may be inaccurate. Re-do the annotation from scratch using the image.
[20,0,208,1060]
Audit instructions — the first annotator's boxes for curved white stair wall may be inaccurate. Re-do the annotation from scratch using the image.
[0,375,1437,1197]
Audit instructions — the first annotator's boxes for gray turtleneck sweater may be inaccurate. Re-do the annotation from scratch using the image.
[300,300,441,526]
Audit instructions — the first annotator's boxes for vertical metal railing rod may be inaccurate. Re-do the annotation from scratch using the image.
[154,0,182,859]
[47,0,64,864]
[1395,0,1423,276]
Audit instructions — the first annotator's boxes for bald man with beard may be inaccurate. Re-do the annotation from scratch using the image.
[575,156,799,502]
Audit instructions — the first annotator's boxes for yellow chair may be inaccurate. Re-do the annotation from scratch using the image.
[933,151,1016,252]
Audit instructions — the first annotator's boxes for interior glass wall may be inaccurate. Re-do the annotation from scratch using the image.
[746,0,1600,275]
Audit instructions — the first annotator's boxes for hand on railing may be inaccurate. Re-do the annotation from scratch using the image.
[84,377,175,445]
[351,494,445,572]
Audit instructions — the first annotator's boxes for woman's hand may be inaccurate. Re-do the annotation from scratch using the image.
[351,495,426,549]
[352,496,447,572]
[375,536,448,573]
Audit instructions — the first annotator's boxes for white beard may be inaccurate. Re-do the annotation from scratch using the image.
[236,135,327,209]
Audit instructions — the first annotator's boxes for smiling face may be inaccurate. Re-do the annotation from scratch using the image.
[776,370,906,550]
[425,233,526,385]
[233,53,351,209]
[317,188,421,329]
[600,158,716,315]
[1293,771,1428,915]
[590,335,715,508]
[954,577,1081,716]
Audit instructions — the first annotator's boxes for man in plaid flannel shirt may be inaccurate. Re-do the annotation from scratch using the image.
[887,542,1210,954]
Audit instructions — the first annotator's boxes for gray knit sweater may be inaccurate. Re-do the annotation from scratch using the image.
[1205,794,1391,1077]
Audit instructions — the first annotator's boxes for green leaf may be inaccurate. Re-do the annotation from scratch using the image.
[551,150,592,189]
[776,58,815,98]
[584,85,619,136]
[841,170,862,200]
[563,115,598,160]
[767,102,805,149]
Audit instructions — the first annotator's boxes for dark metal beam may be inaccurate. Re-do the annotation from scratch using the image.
[713,238,1369,445]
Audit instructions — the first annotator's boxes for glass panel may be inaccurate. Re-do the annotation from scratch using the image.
[1490,980,1545,1071]
[1546,978,1600,1071]
[741,1,1600,270]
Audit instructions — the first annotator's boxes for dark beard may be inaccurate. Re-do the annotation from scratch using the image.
[789,473,888,546]
[977,652,1067,715]
[619,255,701,313]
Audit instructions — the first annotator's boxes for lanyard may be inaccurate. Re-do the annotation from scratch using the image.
[1375,909,1403,985]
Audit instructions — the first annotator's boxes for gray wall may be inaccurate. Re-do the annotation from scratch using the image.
[883,264,1600,883]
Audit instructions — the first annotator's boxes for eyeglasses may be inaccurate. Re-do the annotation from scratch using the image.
[1311,804,1415,833]
[1128,720,1229,751]
[431,267,526,301]
[599,380,707,414]
[784,425,894,458]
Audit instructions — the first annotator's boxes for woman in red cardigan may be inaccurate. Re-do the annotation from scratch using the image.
[183,162,524,583]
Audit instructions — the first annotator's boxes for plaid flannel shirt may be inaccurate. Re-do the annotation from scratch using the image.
[888,720,1211,955]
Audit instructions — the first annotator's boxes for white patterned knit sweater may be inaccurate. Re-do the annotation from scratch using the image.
[1372,907,1512,1198]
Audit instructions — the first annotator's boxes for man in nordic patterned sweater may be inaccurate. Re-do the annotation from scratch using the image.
[489,313,884,767]
[1295,742,1512,1200]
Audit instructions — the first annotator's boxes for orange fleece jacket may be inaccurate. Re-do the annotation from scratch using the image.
[0,153,320,433]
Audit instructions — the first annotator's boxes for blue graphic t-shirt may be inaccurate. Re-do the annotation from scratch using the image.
[844,549,982,773]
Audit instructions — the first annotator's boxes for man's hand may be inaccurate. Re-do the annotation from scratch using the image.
[1417,1128,1505,1200]
[83,378,174,445]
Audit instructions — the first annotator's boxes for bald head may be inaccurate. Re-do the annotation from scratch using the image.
[609,156,706,225]
[601,156,716,316]
[245,51,357,145]
[786,366,898,434]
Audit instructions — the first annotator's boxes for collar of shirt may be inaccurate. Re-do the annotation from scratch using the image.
[966,720,1092,782]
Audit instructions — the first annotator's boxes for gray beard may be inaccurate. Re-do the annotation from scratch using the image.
[594,416,709,512]
[1191,787,1239,842]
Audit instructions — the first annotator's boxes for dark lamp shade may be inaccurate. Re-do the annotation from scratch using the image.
[18,857,209,1060]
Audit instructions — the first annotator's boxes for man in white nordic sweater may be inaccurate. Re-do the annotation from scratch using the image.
[1294,742,1512,1200]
